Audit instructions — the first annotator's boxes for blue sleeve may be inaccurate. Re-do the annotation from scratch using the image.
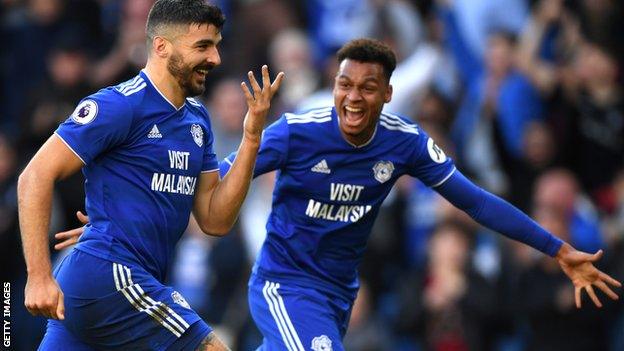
[435,170,563,256]
[219,115,289,178]
[201,111,219,173]
[438,6,483,85]
[407,129,456,188]
[55,89,133,164]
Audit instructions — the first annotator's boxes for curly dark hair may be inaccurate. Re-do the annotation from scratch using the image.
[336,38,397,82]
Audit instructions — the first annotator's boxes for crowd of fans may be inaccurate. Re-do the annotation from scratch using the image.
[1,0,623,350]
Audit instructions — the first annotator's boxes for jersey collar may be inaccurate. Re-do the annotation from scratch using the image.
[332,107,378,149]
[140,70,185,111]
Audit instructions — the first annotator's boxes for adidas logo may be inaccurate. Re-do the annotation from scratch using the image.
[311,159,331,174]
[148,124,162,138]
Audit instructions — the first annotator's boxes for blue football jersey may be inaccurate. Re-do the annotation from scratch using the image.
[221,107,455,298]
[56,71,218,281]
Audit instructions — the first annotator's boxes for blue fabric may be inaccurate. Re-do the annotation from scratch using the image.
[39,320,95,351]
[220,107,456,299]
[55,70,218,281]
[436,171,563,257]
[39,249,211,350]
[248,274,352,351]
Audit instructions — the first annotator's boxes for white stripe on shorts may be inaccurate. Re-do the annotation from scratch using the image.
[112,263,189,337]
[262,281,305,351]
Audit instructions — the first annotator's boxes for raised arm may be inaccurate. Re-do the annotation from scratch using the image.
[18,135,84,320]
[435,170,621,307]
[192,66,284,235]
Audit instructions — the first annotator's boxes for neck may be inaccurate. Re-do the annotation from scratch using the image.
[343,128,375,147]
[144,60,186,108]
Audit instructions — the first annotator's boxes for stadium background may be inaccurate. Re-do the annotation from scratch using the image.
[1,0,623,350]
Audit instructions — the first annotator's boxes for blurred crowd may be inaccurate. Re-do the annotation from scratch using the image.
[1,0,624,350]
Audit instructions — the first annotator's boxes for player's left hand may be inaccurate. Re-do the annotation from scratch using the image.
[54,211,89,250]
[555,242,621,308]
[240,65,285,143]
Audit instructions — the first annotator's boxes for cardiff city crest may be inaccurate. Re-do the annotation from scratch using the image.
[190,124,203,147]
[311,335,332,351]
[372,160,394,183]
[171,291,190,309]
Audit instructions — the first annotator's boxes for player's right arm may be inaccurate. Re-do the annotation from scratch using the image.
[18,135,84,320]
[20,88,133,320]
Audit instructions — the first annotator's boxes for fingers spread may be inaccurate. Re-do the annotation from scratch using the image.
[248,71,261,95]
[599,271,622,287]
[240,82,253,103]
[595,280,619,300]
[590,249,604,262]
[585,285,602,308]
[261,65,270,94]
[270,72,285,96]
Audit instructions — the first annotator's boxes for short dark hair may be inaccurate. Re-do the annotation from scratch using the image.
[336,38,397,82]
[146,0,225,41]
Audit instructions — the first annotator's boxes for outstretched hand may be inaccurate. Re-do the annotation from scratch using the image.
[556,243,621,308]
[240,65,285,143]
[54,211,89,251]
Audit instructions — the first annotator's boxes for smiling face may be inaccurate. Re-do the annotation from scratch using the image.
[333,59,392,146]
[166,23,222,97]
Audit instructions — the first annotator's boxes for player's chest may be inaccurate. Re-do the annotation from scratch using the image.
[284,148,404,202]
[124,115,207,174]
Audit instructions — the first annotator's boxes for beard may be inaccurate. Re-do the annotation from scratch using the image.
[167,51,212,97]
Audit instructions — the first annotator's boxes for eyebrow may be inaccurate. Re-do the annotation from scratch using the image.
[337,75,380,83]
[193,38,221,46]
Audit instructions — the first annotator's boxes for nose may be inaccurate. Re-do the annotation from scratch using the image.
[208,47,221,67]
[347,88,362,102]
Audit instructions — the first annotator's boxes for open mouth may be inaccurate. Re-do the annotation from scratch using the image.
[344,106,365,126]
[194,68,209,79]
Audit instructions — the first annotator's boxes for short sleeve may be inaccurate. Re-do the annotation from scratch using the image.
[406,129,456,187]
[219,115,289,178]
[55,89,133,164]
[201,119,219,173]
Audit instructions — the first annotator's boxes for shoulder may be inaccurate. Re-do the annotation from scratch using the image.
[378,111,420,136]
[284,106,333,125]
[110,75,148,112]
[113,75,148,98]
[70,87,133,125]
[185,97,211,120]
[186,97,206,112]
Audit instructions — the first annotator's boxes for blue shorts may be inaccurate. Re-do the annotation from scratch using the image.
[38,249,211,350]
[248,274,353,351]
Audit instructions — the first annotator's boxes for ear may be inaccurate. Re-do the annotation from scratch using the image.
[384,84,393,103]
[152,36,170,59]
